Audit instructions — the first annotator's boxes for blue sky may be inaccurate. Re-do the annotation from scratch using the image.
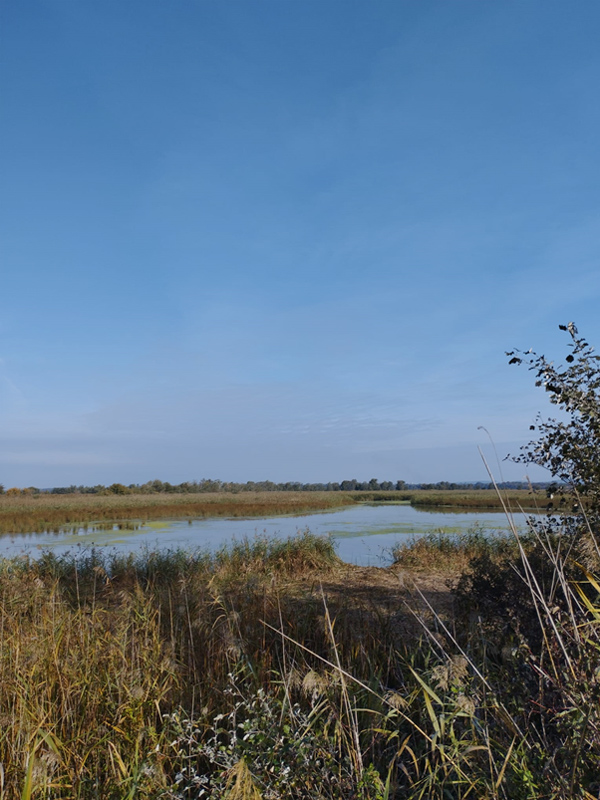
[1,0,600,487]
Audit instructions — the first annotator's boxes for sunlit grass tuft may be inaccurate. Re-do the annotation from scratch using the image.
[391,526,524,572]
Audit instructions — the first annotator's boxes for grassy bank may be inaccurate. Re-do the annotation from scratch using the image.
[0,524,597,798]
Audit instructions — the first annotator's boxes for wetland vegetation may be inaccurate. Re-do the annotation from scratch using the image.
[0,488,550,537]
[0,492,351,536]
[3,324,600,798]
[2,519,598,799]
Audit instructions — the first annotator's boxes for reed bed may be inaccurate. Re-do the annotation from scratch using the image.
[391,526,524,573]
[0,489,550,537]
[0,521,597,798]
[0,532,345,798]
[394,488,549,510]
[0,492,353,535]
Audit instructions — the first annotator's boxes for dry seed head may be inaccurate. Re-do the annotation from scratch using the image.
[450,655,469,686]
[302,670,329,697]
[227,642,242,659]
[431,664,450,692]
[224,758,262,800]
[385,691,408,711]
[39,749,60,773]
[29,750,60,786]
[433,655,469,691]
[455,694,476,716]
[286,667,303,691]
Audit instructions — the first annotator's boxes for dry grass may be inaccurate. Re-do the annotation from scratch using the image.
[391,527,523,573]
[0,564,175,796]
[0,530,467,798]
[0,489,554,537]
[0,523,597,798]
[394,488,551,510]
[0,491,354,535]
[0,533,347,798]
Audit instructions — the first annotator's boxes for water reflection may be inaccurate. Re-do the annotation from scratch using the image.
[0,504,533,567]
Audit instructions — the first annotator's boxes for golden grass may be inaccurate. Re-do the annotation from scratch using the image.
[0,535,348,797]
[0,566,175,796]
[391,527,523,573]
[0,524,596,797]
[0,488,555,536]
[0,491,354,534]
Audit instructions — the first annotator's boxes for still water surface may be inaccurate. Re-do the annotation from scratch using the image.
[0,504,533,566]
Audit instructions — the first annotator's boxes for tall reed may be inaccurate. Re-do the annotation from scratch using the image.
[1,521,598,798]
[0,492,354,535]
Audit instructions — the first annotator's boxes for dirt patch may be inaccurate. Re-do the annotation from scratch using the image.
[268,562,458,643]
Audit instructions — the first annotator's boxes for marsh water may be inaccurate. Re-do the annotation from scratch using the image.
[0,503,534,566]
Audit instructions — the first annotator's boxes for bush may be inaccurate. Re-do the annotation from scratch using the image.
[507,321,600,559]
[162,665,381,800]
[452,323,600,797]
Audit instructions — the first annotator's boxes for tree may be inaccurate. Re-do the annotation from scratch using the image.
[507,322,600,516]
[107,483,130,495]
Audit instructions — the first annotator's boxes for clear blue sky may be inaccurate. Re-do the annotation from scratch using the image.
[1,0,600,487]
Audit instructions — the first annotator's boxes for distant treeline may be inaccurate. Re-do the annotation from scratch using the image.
[0,478,553,496]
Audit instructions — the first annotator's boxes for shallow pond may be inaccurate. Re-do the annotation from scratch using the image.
[0,503,535,566]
